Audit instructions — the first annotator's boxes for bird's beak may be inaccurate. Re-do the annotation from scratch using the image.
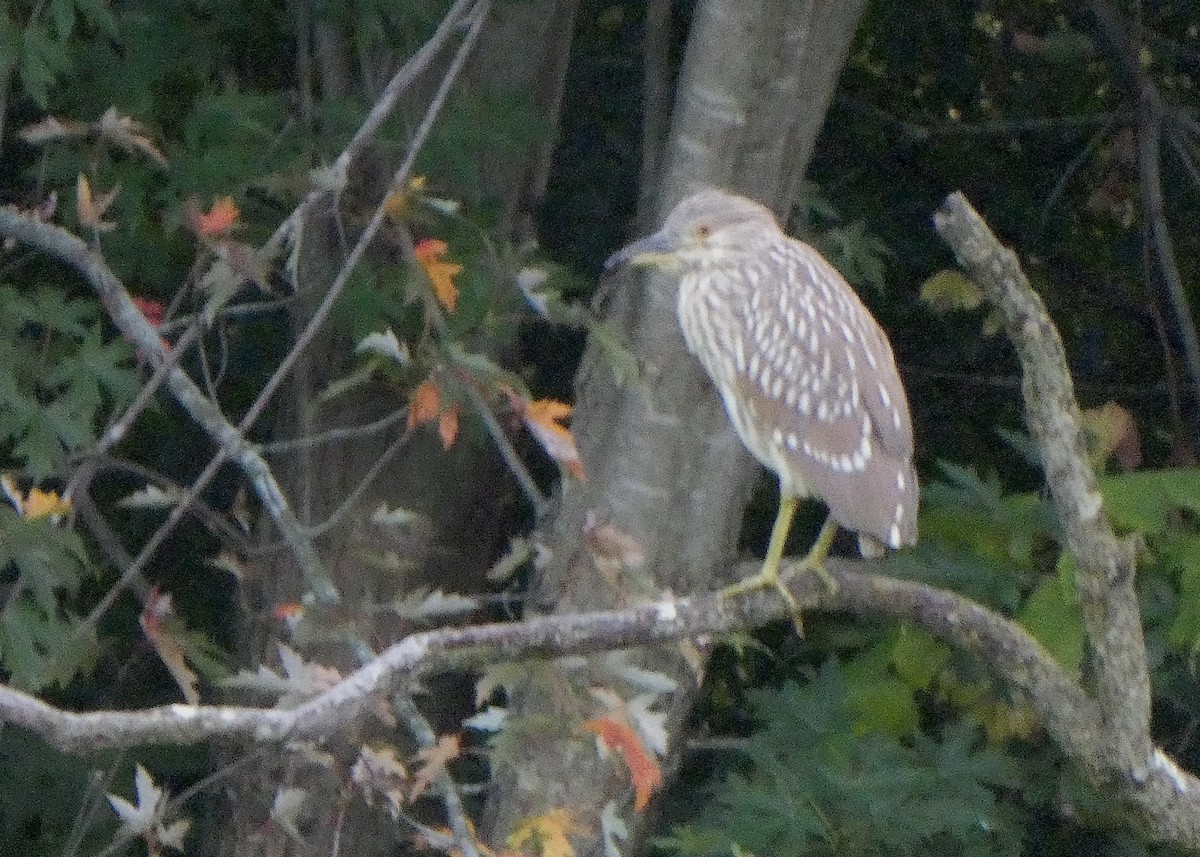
[603,231,679,272]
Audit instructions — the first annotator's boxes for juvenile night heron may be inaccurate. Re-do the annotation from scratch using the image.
[605,189,918,614]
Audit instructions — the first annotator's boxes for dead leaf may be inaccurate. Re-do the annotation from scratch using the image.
[584,513,645,569]
[414,238,462,312]
[522,398,585,480]
[76,174,119,233]
[1082,401,1142,471]
[407,377,461,449]
[408,379,442,432]
[132,297,166,328]
[351,746,409,819]
[581,714,663,812]
[383,175,428,220]
[409,733,461,802]
[140,588,200,704]
[217,240,269,289]
[438,407,460,450]
[19,115,89,145]
[96,106,168,167]
[507,808,582,857]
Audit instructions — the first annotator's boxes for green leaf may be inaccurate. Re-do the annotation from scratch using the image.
[890,625,951,691]
[664,661,1025,857]
[1161,533,1200,653]
[1101,468,1200,534]
[1018,564,1084,674]
[0,593,90,691]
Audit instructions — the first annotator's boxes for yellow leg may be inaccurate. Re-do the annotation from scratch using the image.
[722,499,840,631]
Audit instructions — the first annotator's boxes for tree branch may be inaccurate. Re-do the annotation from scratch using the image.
[0,564,1095,753]
[0,208,338,611]
[933,192,1200,847]
[3,558,1199,844]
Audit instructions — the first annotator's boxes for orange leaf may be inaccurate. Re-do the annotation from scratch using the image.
[507,808,581,857]
[408,380,442,431]
[23,487,71,521]
[409,733,461,802]
[438,406,461,450]
[523,399,584,480]
[582,715,663,812]
[197,196,240,237]
[131,296,165,328]
[140,588,200,704]
[76,174,118,232]
[414,238,462,312]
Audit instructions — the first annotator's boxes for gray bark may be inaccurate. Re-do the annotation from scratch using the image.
[484,0,868,851]
[205,0,582,853]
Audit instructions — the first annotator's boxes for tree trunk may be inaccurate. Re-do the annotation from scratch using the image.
[483,0,867,852]
[206,1,582,853]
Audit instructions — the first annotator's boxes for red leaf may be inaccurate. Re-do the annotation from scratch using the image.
[582,715,663,811]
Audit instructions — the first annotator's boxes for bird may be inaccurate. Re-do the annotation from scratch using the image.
[604,188,918,619]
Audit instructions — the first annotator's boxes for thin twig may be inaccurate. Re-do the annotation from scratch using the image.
[1089,0,1200,423]
[262,407,409,454]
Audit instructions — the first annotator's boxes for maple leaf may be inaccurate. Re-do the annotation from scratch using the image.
[523,398,585,480]
[199,196,240,237]
[507,808,581,857]
[107,764,191,853]
[23,487,71,521]
[414,238,463,312]
[76,174,119,232]
[140,588,200,704]
[582,714,663,812]
[407,378,461,448]
[408,379,442,431]
[409,733,461,802]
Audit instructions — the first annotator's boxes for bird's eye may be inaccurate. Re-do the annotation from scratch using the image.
[695,224,712,239]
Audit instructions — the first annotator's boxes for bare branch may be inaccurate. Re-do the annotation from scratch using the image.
[0,208,338,613]
[3,558,1199,847]
[0,565,1089,752]
[932,192,1200,848]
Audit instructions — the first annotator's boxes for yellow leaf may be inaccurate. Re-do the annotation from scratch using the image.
[383,175,429,220]
[76,173,119,232]
[507,809,581,857]
[522,399,584,480]
[1081,401,1142,471]
[23,487,70,520]
[409,733,461,802]
[414,238,462,312]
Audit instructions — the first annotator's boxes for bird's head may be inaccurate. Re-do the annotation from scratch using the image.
[604,189,779,273]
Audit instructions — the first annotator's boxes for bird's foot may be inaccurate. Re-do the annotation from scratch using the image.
[721,554,837,635]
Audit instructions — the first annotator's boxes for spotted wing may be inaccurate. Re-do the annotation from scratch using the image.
[719,240,917,547]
